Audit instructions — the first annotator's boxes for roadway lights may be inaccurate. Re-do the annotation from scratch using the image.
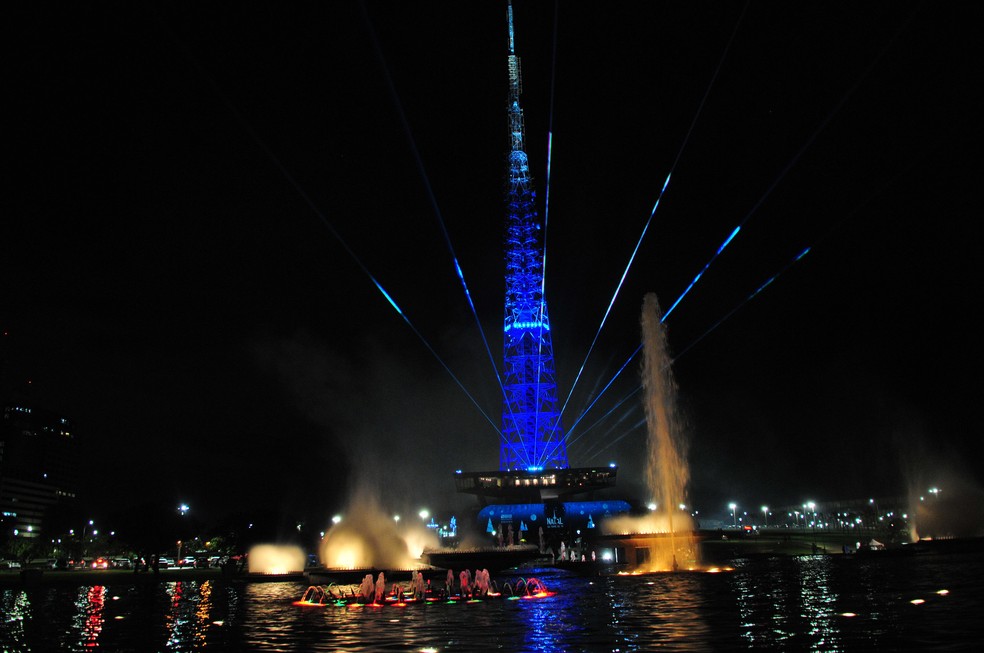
[331,515,342,524]
[419,509,430,520]
[729,503,737,528]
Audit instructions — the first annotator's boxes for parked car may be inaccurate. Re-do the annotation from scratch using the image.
[157,557,173,569]
[0,560,22,570]
[112,558,132,570]
[25,558,55,569]
[91,557,110,569]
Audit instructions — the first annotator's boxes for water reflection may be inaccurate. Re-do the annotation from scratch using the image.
[519,581,577,652]
[733,555,843,650]
[795,555,840,651]
[1,589,30,650]
[0,555,980,650]
[73,585,106,649]
[160,580,219,649]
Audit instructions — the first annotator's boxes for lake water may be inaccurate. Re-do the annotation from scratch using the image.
[2,552,982,651]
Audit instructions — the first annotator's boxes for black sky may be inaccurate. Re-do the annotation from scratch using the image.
[5,1,982,527]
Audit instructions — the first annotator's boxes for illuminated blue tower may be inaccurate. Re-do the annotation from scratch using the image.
[454,2,622,537]
[499,1,568,472]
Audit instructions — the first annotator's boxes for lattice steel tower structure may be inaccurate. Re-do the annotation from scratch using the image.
[499,1,569,472]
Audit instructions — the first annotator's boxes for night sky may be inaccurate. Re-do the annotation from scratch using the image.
[5,2,981,528]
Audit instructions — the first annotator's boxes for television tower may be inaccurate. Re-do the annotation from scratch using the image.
[499,0,568,472]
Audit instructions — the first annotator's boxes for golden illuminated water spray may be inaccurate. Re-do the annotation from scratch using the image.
[599,293,699,571]
[641,293,689,527]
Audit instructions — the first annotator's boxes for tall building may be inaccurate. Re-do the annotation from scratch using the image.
[0,402,79,540]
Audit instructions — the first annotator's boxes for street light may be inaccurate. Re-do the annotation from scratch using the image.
[729,503,737,528]
[178,504,190,516]
[82,519,94,556]
[419,509,430,521]
[807,501,817,546]
[761,506,769,528]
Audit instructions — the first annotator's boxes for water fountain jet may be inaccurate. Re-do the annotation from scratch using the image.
[598,293,702,572]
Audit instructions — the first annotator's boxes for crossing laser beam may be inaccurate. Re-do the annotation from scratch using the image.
[557,170,672,424]
[663,225,741,321]
[362,3,529,456]
[569,244,814,462]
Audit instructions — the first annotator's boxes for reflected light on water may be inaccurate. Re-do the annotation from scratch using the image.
[733,555,843,650]
[798,555,840,650]
[163,581,216,647]
[2,590,29,645]
[194,581,214,645]
[1,556,979,650]
[74,585,106,649]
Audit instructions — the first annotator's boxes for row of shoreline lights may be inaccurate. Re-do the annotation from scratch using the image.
[728,494,935,528]
[325,509,431,527]
[729,502,816,528]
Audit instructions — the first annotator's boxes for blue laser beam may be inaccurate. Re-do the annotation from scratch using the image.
[556,170,672,422]
[362,4,531,461]
[584,417,648,463]
[568,387,642,460]
[571,245,814,462]
[663,225,741,321]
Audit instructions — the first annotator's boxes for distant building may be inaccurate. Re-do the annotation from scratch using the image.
[0,403,80,539]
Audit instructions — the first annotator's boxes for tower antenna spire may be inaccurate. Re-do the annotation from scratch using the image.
[507,0,515,55]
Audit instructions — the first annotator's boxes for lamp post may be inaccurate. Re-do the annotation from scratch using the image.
[761,506,769,528]
[729,503,737,528]
[82,519,94,557]
[807,501,817,547]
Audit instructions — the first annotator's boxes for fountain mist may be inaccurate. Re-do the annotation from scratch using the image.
[319,486,437,570]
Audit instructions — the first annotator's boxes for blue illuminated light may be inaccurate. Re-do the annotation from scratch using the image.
[499,5,568,471]
[504,320,550,332]
[371,279,403,315]
[716,226,740,255]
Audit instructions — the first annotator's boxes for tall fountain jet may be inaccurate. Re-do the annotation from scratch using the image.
[641,293,689,525]
[599,293,697,571]
[500,0,568,472]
